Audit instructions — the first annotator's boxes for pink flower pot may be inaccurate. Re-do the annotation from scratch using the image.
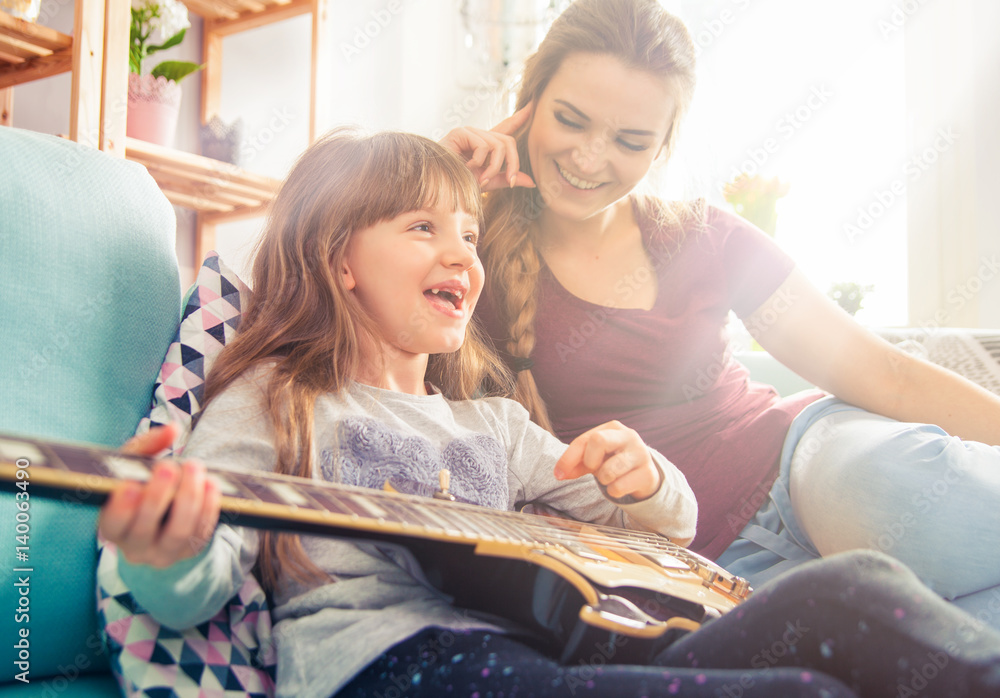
[127,74,182,148]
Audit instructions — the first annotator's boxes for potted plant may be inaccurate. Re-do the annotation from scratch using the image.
[723,173,791,237]
[1,0,42,22]
[127,0,202,148]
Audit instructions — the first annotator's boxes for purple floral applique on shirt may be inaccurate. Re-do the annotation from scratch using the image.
[319,416,509,510]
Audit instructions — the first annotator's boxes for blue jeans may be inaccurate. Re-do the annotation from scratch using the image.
[717,396,1000,629]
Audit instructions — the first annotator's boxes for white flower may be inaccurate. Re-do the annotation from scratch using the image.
[133,0,190,45]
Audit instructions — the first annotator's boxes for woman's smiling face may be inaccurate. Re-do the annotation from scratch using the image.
[527,52,677,224]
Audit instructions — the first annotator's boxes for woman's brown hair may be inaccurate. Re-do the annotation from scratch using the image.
[480,0,701,430]
[203,127,511,593]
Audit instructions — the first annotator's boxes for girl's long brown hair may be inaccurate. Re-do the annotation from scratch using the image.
[480,0,702,430]
[203,127,512,593]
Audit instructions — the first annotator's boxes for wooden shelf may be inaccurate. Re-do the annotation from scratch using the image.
[185,0,311,29]
[0,9,74,88]
[3,0,327,269]
[125,136,280,217]
[0,0,128,153]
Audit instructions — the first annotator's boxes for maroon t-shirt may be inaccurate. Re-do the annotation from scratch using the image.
[477,204,823,559]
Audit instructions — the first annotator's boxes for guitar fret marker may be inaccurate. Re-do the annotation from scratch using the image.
[103,456,152,482]
[270,482,312,507]
[349,494,389,519]
[208,473,242,496]
[0,438,46,465]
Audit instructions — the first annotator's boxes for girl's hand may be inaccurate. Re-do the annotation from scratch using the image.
[553,421,664,501]
[120,423,179,457]
[99,438,221,568]
[439,103,536,191]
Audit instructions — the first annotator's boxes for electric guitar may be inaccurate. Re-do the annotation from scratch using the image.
[0,431,751,664]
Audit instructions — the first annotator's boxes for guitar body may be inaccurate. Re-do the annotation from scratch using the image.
[0,432,750,664]
[403,539,702,663]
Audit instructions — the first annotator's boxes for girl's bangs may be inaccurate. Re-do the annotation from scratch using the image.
[351,134,483,231]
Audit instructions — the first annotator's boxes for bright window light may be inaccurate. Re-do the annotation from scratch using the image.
[661,0,907,326]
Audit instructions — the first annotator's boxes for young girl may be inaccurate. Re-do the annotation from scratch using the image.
[441,0,1000,622]
[100,129,1000,698]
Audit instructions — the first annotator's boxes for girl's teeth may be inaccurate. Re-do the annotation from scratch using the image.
[430,288,464,299]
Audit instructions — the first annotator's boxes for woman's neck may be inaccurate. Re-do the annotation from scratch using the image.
[537,198,634,255]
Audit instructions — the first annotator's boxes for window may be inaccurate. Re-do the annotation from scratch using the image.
[664,0,907,325]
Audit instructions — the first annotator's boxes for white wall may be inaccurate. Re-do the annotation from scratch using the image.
[210,0,511,285]
[10,0,1000,327]
[905,0,1000,329]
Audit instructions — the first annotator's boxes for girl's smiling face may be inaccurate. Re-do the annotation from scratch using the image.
[527,52,677,224]
[342,197,483,358]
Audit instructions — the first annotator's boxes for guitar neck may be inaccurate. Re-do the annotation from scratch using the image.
[0,431,750,603]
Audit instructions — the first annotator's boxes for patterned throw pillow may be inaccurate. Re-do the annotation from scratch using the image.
[135,251,250,455]
[97,252,278,697]
[97,544,276,697]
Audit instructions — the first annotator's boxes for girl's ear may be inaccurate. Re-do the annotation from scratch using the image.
[340,259,356,291]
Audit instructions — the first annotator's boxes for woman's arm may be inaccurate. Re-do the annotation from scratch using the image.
[747,267,1000,445]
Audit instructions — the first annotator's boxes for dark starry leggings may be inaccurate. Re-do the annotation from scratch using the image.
[339,551,1000,697]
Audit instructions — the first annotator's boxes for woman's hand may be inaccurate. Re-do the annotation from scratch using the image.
[99,425,221,568]
[439,103,536,191]
[553,420,664,501]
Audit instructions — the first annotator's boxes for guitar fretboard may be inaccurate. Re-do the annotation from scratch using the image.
[0,432,750,602]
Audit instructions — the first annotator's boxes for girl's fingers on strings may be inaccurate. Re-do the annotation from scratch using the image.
[98,482,144,544]
[119,462,183,562]
[158,461,208,560]
[194,477,222,554]
[120,423,178,456]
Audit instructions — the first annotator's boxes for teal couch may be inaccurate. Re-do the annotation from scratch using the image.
[1,127,181,696]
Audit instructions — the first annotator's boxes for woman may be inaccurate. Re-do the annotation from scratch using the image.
[442,0,1000,624]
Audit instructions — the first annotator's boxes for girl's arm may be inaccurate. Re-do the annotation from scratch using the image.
[494,398,697,546]
[747,267,1000,445]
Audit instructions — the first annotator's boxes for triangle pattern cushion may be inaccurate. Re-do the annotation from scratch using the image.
[97,538,276,698]
[99,252,277,697]
[136,251,250,456]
